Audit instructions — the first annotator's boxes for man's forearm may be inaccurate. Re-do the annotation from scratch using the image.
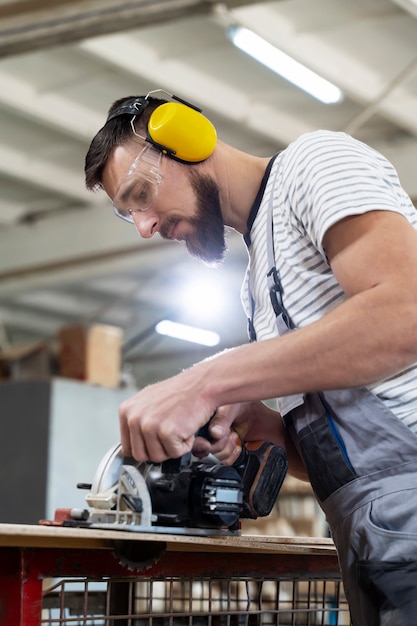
[198,284,417,409]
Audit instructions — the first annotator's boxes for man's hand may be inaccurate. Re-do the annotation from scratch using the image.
[192,406,246,464]
[192,401,279,464]
[119,370,221,462]
[192,401,309,481]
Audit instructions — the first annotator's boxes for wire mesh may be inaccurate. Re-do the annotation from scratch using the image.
[41,574,351,625]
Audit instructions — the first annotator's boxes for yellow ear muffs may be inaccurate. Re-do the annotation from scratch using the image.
[147,102,217,163]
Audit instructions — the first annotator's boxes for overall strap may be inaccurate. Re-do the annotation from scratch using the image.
[266,196,295,335]
[265,177,304,414]
[247,162,294,342]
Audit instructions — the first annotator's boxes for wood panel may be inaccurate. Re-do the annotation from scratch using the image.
[0,522,336,555]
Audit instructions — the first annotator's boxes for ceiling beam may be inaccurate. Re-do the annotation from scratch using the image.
[0,203,168,294]
[391,0,417,19]
[0,197,246,297]
[0,68,100,142]
[0,0,268,58]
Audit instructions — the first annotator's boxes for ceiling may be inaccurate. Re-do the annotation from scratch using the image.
[1,0,417,389]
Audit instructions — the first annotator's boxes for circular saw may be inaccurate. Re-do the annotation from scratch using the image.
[44,437,288,537]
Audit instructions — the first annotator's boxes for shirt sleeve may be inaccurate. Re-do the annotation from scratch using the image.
[283,130,410,257]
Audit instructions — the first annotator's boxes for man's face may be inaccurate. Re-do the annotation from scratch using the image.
[102,143,226,265]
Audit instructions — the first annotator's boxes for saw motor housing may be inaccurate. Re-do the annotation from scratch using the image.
[140,456,244,529]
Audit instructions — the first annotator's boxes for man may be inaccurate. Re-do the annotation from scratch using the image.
[85,89,417,625]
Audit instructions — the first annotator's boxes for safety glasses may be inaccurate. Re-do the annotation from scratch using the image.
[112,143,162,224]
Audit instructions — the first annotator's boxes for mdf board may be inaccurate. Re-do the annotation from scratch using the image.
[0,523,337,553]
[0,378,135,524]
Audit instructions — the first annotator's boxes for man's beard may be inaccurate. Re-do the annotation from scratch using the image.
[161,170,227,265]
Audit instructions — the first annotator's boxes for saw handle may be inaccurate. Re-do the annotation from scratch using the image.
[196,413,244,453]
[195,419,215,442]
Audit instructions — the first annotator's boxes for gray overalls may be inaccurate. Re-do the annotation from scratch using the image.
[250,195,417,625]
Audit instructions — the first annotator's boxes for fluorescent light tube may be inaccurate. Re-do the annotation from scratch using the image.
[228,25,343,105]
[155,320,220,347]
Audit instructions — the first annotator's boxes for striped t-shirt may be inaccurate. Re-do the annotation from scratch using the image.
[241,130,417,433]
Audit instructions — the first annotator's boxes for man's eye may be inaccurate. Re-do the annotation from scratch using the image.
[134,180,152,207]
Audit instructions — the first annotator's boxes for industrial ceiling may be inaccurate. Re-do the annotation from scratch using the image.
[1,0,417,389]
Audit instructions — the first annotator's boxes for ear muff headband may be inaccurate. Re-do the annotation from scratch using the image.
[148,102,216,163]
[106,97,148,122]
[106,91,217,164]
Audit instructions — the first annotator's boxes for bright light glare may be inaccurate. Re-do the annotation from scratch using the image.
[228,26,343,105]
[181,277,228,321]
[155,320,220,346]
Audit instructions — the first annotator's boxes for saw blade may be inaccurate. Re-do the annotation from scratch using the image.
[112,539,166,572]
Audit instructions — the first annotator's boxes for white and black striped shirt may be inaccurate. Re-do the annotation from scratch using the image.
[241,130,417,432]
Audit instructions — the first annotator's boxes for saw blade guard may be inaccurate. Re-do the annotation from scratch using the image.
[85,443,153,526]
[86,443,125,509]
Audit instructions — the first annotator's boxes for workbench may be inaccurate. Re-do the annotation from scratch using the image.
[0,523,351,625]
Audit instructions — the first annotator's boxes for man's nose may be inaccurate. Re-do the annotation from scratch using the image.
[131,211,159,238]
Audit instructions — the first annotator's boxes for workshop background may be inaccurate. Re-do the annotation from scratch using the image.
[1,0,417,533]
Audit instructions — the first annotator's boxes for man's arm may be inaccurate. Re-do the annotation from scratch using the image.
[120,210,417,461]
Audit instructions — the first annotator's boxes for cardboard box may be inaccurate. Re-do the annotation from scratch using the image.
[59,324,123,388]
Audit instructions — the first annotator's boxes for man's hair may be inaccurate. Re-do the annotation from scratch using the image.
[84,95,167,191]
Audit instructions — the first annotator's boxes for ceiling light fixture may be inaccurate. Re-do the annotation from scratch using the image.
[227,25,343,105]
[155,320,220,347]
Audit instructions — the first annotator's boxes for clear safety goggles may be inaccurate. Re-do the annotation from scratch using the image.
[112,142,162,224]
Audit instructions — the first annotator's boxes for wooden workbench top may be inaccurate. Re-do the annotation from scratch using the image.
[0,523,336,555]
